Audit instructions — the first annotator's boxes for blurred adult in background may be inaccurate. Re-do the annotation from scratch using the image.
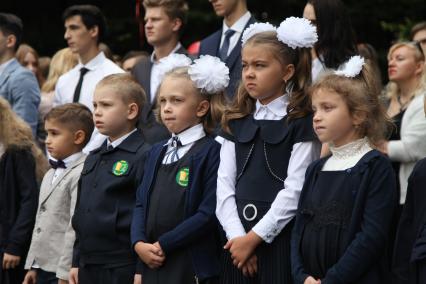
[303,0,357,81]
[38,56,51,85]
[54,5,124,153]
[379,41,426,207]
[132,0,188,144]
[411,21,426,55]
[16,44,44,86]
[36,47,78,149]
[198,0,255,99]
[0,13,40,137]
[122,50,148,72]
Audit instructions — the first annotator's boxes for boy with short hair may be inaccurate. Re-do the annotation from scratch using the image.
[23,103,94,284]
[69,73,150,284]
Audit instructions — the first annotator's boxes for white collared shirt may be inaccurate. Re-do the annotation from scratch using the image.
[0,58,14,77]
[51,152,84,185]
[220,11,251,57]
[216,95,321,243]
[162,123,205,164]
[150,43,183,103]
[54,51,124,154]
[107,129,138,149]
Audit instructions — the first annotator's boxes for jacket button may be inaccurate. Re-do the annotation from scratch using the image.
[40,206,46,212]
[36,228,41,233]
[93,182,97,188]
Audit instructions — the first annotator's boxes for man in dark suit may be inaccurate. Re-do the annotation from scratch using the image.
[199,0,255,100]
[132,0,188,144]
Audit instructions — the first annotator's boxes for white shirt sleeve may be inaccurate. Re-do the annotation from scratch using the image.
[216,138,247,240]
[252,141,321,243]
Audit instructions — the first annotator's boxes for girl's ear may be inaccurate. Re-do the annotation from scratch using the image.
[127,102,139,120]
[283,64,295,83]
[74,130,86,146]
[196,100,210,118]
[352,110,367,128]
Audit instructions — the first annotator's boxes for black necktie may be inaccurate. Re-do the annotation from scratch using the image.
[219,29,236,61]
[164,136,182,163]
[73,67,90,103]
[49,159,66,169]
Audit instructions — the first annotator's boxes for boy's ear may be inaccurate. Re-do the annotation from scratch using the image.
[89,25,99,40]
[172,17,182,33]
[74,130,86,146]
[6,34,17,50]
[196,100,210,118]
[127,102,139,121]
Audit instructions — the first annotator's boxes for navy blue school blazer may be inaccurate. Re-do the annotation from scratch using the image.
[198,16,256,99]
[131,137,221,280]
[291,150,397,284]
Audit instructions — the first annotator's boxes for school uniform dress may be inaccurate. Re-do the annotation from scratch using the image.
[0,145,38,284]
[72,130,150,284]
[216,95,320,283]
[25,153,86,283]
[131,124,221,283]
[393,158,426,284]
[292,138,397,284]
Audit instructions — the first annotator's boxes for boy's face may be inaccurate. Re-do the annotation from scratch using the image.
[158,76,209,134]
[209,0,240,18]
[45,119,83,160]
[144,7,180,47]
[93,86,138,142]
[64,15,98,55]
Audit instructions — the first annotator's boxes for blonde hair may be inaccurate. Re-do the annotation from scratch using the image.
[311,60,391,145]
[41,48,78,93]
[222,31,312,132]
[0,97,48,182]
[385,42,426,100]
[155,67,226,134]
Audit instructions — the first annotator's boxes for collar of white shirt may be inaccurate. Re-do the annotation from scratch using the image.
[165,123,206,147]
[222,11,251,36]
[107,128,137,149]
[76,51,107,72]
[50,151,84,168]
[254,94,288,119]
[150,42,183,64]
[0,58,15,77]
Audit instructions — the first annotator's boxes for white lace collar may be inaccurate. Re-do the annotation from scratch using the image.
[329,137,371,160]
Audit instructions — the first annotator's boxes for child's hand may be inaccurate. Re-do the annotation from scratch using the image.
[133,273,142,284]
[23,269,37,284]
[69,267,79,284]
[58,279,69,284]
[2,252,21,269]
[135,241,165,269]
[304,276,321,284]
[153,241,164,257]
[224,231,262,268]
[241,254,258,277]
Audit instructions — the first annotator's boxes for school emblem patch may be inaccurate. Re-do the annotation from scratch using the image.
[176,167,189,187]
[112,160,129,176]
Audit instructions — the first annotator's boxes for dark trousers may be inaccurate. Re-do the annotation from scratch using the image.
[36,269,58,284]
[79,263,135,284]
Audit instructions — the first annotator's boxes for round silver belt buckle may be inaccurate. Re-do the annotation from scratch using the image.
[243,204,257,221]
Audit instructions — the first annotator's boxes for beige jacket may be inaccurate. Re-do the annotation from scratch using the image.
[25,154,86,280]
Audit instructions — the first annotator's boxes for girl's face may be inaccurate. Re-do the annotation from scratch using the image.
[158,76,209,134]
[242,44,290,105]
[303,3,316,26]
[23,52,38,75]
[388,46,423,83]
[312,88,362,147]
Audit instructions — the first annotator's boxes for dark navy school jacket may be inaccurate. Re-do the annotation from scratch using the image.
[291,150,397,284]
[131,137,221,280]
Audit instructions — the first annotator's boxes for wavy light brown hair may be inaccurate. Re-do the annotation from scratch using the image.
[310,60,391,146]
[41,48,78,93]
[155,66,226,135]
[222,31,312,132]
[0,97,48,182]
